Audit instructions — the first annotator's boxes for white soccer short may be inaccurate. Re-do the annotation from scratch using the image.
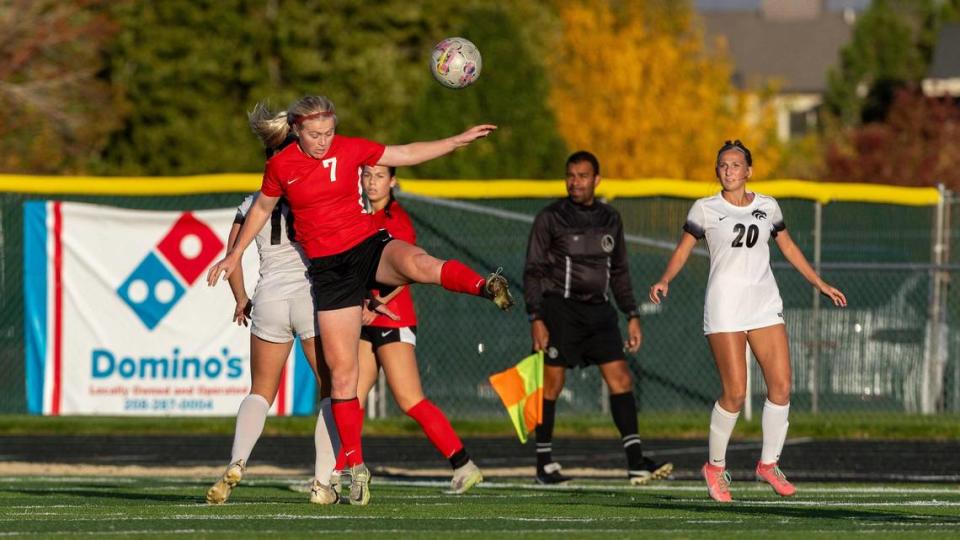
[250,295,317,343]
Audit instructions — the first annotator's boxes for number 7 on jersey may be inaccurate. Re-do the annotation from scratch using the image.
[322,157,337,182]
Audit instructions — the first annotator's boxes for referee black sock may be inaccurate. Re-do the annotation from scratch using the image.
[535,398,557,470]
[609,391,644,470]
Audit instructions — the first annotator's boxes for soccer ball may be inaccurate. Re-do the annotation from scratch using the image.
[430,37,482,89]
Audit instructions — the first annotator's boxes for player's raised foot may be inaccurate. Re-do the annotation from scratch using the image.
[348,463,371,506]
[309,479,339,505]
[483,268,514,311]
[535,462,571,485]
[702,462,733,502]
[756,461,796,497]
[448,460,483,495]
[629,457,674,485]
[206,459,245,504]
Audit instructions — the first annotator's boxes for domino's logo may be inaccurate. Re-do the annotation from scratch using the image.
[117,213,224,330]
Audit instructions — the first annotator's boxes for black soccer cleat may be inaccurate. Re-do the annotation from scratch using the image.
[629,457,674,485]
[535,462,571,485]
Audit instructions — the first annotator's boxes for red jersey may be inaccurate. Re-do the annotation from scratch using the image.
[370,199,418,328]
[260,135,385,258]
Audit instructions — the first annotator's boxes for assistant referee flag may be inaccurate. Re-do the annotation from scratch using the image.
[488,352,544,443]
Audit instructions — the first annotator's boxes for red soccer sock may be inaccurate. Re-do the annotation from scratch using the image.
[406,399,464,458]
[333,408,364,470]
[331,399,364,467]
[440,260,486,297]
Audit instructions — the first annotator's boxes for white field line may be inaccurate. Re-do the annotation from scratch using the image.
[0,531,805,537]
[374,479,960,495]
[2,528,957,537]
[3,508,956,524]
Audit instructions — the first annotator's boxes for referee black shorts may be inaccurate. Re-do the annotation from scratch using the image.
[541,295,624,369]
[308,229,393,311]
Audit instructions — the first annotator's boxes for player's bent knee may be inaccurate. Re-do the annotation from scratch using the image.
[720,393,747,411]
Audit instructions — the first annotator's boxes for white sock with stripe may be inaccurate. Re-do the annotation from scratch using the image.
[230,393,270,464]
[708,402,740,468]
[760,399,790,464]
[314,397,340,485]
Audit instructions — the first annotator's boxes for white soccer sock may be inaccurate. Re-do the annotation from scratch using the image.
[760,399,790,464]
[229,393,271,464]
[708,402,740,468]
[314,397,341,485]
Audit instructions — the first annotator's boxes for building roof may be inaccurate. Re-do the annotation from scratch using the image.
[927,23,960,79]
[701,11,854,93]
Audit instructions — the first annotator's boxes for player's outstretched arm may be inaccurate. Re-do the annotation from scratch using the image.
[649,232,698,304]
[224,222,251,326]
[378,125,497,167]
[775,230,847,307]
[206,194,279,286]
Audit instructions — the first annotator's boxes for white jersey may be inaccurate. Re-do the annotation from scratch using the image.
[236,193,311,303]
[683,192,786,334]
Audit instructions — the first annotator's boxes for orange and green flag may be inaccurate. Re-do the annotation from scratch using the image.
[488,352,544,443]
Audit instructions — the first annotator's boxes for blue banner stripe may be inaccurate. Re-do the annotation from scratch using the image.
[293,339,317,416]
[23,201,48,415]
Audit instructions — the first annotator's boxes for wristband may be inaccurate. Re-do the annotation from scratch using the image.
[368,298,383,311]
[625,310,640,321]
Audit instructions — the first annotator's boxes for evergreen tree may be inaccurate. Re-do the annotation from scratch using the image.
[398,6,568,179]
[825,0,942,125]
[96,0,268,175]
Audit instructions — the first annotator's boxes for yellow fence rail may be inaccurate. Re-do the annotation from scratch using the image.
[0,174,942,206]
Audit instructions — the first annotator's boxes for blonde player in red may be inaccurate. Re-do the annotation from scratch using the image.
[206,192,341,505]
[328,165,482,495]
[649,140,846,503]
[207,96,512,506]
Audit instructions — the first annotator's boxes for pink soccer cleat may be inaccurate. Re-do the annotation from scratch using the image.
[756,461,797,497]
[702,462,733,503]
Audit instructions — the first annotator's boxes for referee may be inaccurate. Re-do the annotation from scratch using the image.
[523,151,672,485]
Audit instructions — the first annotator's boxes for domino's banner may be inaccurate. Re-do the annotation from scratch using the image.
[24,201,316,416]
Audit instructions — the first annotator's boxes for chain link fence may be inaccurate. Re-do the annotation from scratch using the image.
[2,187,957,418]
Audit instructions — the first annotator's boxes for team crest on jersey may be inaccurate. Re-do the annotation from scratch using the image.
[601,234,615,253]
[752,209,767,220]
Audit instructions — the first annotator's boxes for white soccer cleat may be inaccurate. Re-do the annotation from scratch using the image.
[309,479,339,505]
[483,268,514,311]
[348,463,371,506]
[448,460,483,495]
[330,469,345,496]
[206,459,245,504]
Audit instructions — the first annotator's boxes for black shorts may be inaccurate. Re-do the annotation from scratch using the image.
[541,295,624,368]
[360,325,418,351]
[309,230,392,311]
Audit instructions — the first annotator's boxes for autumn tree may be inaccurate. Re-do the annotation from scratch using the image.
[547,0,780,181]
[825,89,960,189]
[0,0,121,174]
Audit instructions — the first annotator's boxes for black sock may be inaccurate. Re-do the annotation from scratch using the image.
[448,448,470,470]
[609,391,644,470]
[535,398,557,470]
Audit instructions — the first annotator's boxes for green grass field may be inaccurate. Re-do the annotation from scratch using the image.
[1,476,957,539]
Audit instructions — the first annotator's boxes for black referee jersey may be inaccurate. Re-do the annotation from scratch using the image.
[523,197,638,321]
